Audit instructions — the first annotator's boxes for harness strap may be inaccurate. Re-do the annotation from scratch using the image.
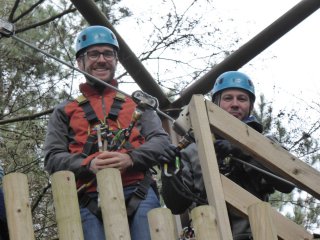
[81,135,98,157]
[76,93,126,156]
[108,92,126,121]
[76,95,99,124]
[78,172,154,221]
[126,171,154,218]
[78,193,102,221]
[76,92,126,124]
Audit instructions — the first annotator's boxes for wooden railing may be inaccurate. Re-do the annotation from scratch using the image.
[2,95,320,240]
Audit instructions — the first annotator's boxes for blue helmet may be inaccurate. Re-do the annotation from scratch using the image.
[75,26,119,57]
[211,71,255,102]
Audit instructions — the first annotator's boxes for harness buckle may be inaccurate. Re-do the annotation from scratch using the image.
[133,182,148,199]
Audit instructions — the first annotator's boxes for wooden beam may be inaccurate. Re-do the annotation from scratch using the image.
[188,95,233,240]
[222,175,313,240]
[206,100,320,200]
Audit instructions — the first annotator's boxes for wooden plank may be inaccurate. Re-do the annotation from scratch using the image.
[51,171,84,240]
[148,208,176,240]
[191,206,221,240]
[3,173,36,240]
[221,175,313,240]
[188,95,233,240]
[248,202,278,240]
[205,100,320,199]
[97,168,131,240]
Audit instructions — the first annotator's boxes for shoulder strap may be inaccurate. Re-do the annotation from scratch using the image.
[108,92,126,121]
[76,95,99,125]
[76,93,126,123]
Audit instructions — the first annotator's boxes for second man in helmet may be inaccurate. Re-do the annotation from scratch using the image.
[160,71,294,240]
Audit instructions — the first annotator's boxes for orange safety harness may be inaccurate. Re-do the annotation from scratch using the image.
[76,93,156,220]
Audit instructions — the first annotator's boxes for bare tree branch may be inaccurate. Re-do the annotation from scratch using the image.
[32,182,51,213]
[0,108,53,125]
[12,0,45,23]
[16,6,77,33]
[8,0,20,22]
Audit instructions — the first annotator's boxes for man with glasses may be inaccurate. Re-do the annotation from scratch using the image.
[44,25,170,240]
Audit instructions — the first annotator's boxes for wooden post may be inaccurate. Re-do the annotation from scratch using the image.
[248,202,277,240]
[191,205,220,240]
[148,208,176,240]
[188,95,233,240]
[51,171,84,240]
[96,168,131,240]
[3,173,35,240]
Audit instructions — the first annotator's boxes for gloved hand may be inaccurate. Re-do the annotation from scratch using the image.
[159,144,181,176]
[214,140,243,159]
[159,144,178,164]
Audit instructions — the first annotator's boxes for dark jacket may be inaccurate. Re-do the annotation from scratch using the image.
[161,116,294,239]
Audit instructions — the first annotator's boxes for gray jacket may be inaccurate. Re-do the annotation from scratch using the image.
[44,83,170,181]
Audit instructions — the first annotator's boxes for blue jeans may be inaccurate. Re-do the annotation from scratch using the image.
[80,185,160,240]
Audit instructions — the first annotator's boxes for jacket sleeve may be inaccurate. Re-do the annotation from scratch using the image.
[128,109,171,171]
[43,102,96,176]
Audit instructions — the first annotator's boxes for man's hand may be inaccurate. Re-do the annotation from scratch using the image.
[158,144,181,176]
[214,140,244,159]
[158,144,178,164]
[90,151,133,173]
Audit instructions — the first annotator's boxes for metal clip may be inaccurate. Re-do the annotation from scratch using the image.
[0,19,15,38]
[131,90,159,110]
[163,156,181,177]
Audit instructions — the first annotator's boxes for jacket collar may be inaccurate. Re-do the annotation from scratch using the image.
[79,79,118,96]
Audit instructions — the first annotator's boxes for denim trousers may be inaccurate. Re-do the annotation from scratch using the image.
[80,185,160,240]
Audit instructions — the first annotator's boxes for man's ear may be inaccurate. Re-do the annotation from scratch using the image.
[76,58,84,70]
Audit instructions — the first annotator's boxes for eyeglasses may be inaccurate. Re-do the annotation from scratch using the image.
[83,50,116,61]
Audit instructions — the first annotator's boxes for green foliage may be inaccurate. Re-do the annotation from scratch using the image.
[253,94,320,233]
[0,0,134,238]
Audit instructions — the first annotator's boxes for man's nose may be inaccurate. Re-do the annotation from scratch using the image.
[230,98,239,106]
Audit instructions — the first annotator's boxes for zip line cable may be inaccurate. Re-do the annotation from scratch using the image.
[231,156,296,188]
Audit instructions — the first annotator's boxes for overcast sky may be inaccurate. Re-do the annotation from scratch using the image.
[117,0,320,121]
[227,0,320,117]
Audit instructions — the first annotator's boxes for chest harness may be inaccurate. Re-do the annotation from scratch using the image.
[76,92,155,221]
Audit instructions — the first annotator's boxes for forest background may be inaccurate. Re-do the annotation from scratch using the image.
[0,0,319,238]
